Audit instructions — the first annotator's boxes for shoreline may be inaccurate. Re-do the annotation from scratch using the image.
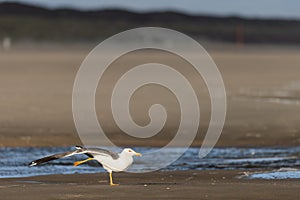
[0,47,300,199]
[0,135,299,148]
[1,48,300,148]
[1,170,299,200]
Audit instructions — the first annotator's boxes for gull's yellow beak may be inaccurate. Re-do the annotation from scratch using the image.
[135,152,142,157]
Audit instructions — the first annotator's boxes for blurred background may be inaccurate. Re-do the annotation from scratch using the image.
[0,0,299,148]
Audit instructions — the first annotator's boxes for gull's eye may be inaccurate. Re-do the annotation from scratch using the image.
[128,150,132,152]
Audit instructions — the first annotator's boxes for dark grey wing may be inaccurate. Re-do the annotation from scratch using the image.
[85,148,119,160]
[29,146,85,166]
[28,146,119,166]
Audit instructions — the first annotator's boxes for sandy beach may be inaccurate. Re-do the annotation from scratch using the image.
[1,170,299,200]
[0,45,299,200]
[0,46,300,147]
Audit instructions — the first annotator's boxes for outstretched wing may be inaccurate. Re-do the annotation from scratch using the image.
[28,146,85,166]
[28,146,119,166]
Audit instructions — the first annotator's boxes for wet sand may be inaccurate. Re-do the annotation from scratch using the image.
[0,46,300,147]
[0,45,300,199]
[1,170,299,200]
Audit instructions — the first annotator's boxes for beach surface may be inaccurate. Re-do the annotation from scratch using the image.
[0,45,299,199]
[1,170,299,200]
[0,46,300,147]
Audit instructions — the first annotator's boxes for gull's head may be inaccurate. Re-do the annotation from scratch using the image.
[122,148,142,157]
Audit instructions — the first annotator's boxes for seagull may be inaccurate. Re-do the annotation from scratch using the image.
[29,146,142,186]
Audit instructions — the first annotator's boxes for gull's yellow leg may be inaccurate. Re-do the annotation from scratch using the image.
[73,158,94,166]
[109,172,119,186]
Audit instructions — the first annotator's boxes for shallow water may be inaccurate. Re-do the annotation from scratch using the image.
[245,168,300,179]
[0,147,299,179]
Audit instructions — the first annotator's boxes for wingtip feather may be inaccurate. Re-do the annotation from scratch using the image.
[29,161,37,167]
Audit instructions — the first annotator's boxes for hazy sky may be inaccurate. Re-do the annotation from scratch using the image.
[1,0,300,19]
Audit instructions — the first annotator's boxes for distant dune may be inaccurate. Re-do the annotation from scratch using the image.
[0,2,300,44]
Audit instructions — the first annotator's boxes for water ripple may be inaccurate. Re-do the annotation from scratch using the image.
[0,146,299,179]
